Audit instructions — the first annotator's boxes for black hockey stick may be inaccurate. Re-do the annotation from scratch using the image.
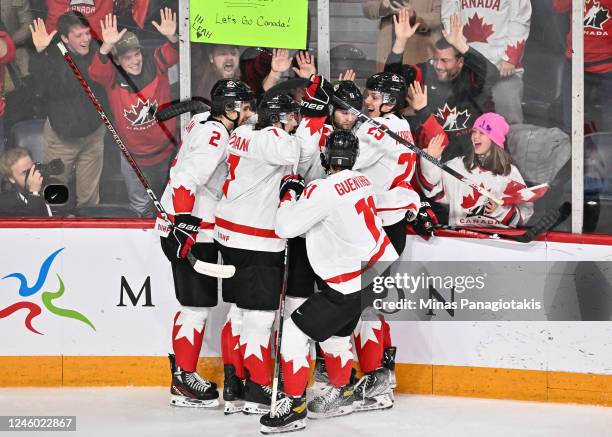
[433,202,571,243]
[57,42,235,279]
[156,99,211,121]
[270,242,290,417]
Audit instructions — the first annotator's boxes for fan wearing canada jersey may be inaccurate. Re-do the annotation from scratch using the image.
[441,0,532,124]
[417,112,534,227]
[213,76,330,416]
[155,79,255,409]
[259,130,400,433]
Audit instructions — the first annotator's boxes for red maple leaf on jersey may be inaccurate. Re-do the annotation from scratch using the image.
[461,184,485,209]
[505,40,526,68]
[463,13,494,43]
[172,185,196,214]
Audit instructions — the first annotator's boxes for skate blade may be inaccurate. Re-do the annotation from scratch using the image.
[353,394,394,412]
[170,395,219,409]
[243,401,270,415]
[260,419,306,434]
[307,404,353,419]
[224,400,244,415]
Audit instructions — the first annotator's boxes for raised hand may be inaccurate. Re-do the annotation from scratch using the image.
[426,133,446,159]
[100,14,126,46]
[292,51,317,79]
[407,81,428,111]
[271,48,292,74]
[152,7,178,42]
[338,69,356,81]
[393,8,420,46]
[442,14,469,54]
[29,18,57,53]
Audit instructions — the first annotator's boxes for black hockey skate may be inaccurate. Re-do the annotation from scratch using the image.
[260,394,307,434]
[169,354,219,408]
[307,384,355,419]
[352,367,394,412]
[223,364,245,415]
[243,377,273,415]
[382,346,397,389]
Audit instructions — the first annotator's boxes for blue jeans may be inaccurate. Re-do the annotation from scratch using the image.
[120,152,174,218]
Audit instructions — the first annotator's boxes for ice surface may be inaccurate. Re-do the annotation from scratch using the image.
[1,388,611,437]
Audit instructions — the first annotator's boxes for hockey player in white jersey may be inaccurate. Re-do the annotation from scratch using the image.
[155,79,255,408]
[417,112,534,227]
[259,130,400,434]
[214,76,331,415]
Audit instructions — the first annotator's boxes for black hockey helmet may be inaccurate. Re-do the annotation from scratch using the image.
[365,72,407,112]
[333,80,363,111]
[210,79,255,116]
[321,129,360,171]
[256,93,300,129]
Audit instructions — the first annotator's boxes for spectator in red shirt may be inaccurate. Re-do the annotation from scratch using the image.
[0,31,15,152]
[89,8,178,217]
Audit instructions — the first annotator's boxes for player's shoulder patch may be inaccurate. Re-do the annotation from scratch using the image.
[302,181,320,199]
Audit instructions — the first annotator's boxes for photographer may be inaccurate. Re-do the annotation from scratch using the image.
[0,147,52,216]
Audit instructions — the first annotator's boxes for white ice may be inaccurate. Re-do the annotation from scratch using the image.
[1,388,611,437]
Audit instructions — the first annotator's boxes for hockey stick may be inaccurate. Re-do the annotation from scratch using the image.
[432,202,571,243]
[156,99,211,121]
[57,42,235,279]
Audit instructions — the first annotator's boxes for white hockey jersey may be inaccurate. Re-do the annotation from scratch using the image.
[417,155,534,227]
[353,114,421,227]
[275,170,399,294]
[155,113,229,243]
[441,0,532,69]
[214,118,324,252]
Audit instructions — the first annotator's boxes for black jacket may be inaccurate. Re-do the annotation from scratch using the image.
[30,38,105,139]
[0,184,50,216]
[385,47,500,162]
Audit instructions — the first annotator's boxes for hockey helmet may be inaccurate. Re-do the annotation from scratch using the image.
[321,129,360,171]
[333,80,363,111]
[365,72,407,111]
[256,93,300,127]
[210,79,255,115]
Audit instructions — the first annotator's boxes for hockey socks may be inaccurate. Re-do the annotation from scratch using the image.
[280,317,311,397]
[240,309,275,387]
[172,306,209,372]
[354,310,387,374]
[320,336,354,388]
[221,304,245,379]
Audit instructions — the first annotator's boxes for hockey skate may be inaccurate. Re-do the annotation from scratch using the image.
[168,354,219,408]
[307,384,355,419]
[259,394,307,434]
[313,355,329,384]
[382,346,397,389]
[223,364,245,415]
[352,367,394,412]
[243,377,273,415]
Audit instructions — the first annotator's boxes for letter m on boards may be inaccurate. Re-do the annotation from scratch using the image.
[118,276,154,307]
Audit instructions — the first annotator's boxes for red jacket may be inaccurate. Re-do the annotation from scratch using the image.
[553,0,612,74]
[0,32,16,117]
[45,0,149,40]
[89,42,178,166]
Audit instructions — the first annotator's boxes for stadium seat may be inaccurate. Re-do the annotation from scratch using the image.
[9,119,46,162]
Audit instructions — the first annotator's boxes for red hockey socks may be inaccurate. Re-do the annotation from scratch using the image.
[221,304,245,379]
[354,314,384,374]
[320,335,354,387]
[240,309,275,386]
[172,306,209,372]
[280,317,311,397]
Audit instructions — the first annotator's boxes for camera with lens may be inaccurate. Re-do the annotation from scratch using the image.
[26,158,64,180]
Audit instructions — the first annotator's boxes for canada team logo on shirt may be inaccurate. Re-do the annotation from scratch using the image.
[124,98,159,127]
[584,0,610,31]
[435,104,471,132]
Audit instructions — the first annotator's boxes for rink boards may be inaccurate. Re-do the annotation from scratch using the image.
[0,219,611,406]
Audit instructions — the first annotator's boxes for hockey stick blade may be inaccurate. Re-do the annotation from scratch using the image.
[514,201,571,243]
[189,254,236,279]
[156,100,210,121]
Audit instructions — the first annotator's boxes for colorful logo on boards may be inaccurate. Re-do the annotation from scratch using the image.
[0,248,95,334]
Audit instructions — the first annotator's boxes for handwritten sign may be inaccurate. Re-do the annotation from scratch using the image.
[190,0,308,49]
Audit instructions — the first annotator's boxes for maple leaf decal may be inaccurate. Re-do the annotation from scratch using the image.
[505,40,526,68]
[461,184,485,210]
[584,0,611,29]
[172,185,196,214]
[463,13,494,43]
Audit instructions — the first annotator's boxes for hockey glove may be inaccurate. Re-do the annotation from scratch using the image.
[300,75,333,118]
[279,174,306,200]
[408,202,439,239]
[167,214,201,259]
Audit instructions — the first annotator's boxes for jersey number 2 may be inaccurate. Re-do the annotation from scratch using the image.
[355,196,381,243]
[209,131,221,147]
